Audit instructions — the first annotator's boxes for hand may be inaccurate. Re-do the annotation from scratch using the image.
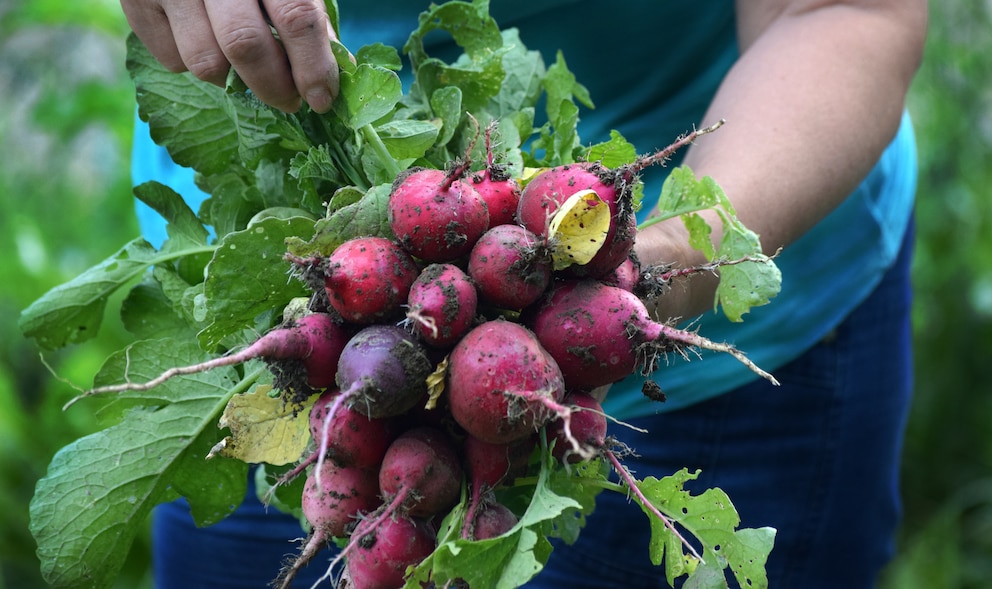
[121,0,340,113]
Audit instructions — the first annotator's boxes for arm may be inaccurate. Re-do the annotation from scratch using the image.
[636,0,928,319]
[121,0,339,113]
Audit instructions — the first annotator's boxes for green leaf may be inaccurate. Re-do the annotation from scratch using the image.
[375,120,441,160]
[333,64,403,130]
[196,216,316,349]
[636,469,776,589]
[29,338,251,588]
[133,181,210,250]
[649,166,781,321]
[585,130,639,169]
[18,239,214,350]
[714,224,782,322]
[127,34,238,177]
[409,452,585,589]
[286,183,393,257]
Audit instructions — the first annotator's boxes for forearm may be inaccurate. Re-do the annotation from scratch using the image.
[636,0,927,319]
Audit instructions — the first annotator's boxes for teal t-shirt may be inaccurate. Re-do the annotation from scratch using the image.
[133,0,917,418]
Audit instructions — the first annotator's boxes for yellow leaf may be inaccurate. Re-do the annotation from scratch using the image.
[210,385,316,466]
[424,356,448,410]
[548,188,610,270]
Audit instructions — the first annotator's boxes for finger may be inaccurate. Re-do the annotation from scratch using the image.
[262,0,339,113]
[120,0,185,73]
[162,0,230,86]
[203,0,301,112]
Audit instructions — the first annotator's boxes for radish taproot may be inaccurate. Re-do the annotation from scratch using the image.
[447,320,566,444]
[546,391,608,463]
[467,224,552,311]
[405,263,478,348]
[527,279,779,389]
[388,167,490,263]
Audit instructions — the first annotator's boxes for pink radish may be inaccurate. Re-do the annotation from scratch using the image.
[527,279,778,389]
[405,263,478,348]
[377,426,464,518]
[470,122,521,227]
[72,312,350,403]
[275,460,381,589]
[447,320,565,444]
[516,121,725,278]
[322,236,420,324]
[346,514,437,589]
[467,224,552,311]
[388,167,490,263]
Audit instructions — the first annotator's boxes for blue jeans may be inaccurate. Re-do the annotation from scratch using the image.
[153,224,914,589]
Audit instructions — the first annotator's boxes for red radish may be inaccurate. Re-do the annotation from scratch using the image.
[405,263,478,348]
[346,514,437,589]
[72,312,349,403]
[461,434,535,539]
[546,391,608,463]
[308,427,459,587]
[447,320,566,444]
[377,426,463,518]
[388,167,490,263]
[462,434,535,492]
[275,460,381,589]
[322,236,420,324]
[470,121,521,227]
[516,162,635,279]
[527,279,779,389]
[516,121,725,278]
[309,390,397,469]
[470,501,519,540]
[467,224,552,310]
[601,253,641,293]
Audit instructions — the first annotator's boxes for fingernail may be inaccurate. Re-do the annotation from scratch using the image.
[306,87,332,113]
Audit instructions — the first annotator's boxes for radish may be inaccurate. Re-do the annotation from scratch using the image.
[334,324,434,420]
[461,434,535,539]
[345,514,437,589]
[470,501,518,540]
[377,426,463,518]
[275,460,381,589]
[526,279,779,390]
[470,121,521,227]
[516,121,724,278]
[72,312,350,402]
[447,320,566,444]
[321,236,421,324]
[388,167,490,263]
[309,390,397,469]
[516,162,635,279]
[405,263,478,348]
[317,427,460,586]
[467,224,552,311]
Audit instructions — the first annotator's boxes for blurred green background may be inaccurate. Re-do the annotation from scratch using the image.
[1,1,989,588]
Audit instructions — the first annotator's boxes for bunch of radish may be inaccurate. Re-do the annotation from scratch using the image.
[82,123,774,589]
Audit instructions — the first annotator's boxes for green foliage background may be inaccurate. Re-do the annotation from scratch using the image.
[0,1,988,587]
